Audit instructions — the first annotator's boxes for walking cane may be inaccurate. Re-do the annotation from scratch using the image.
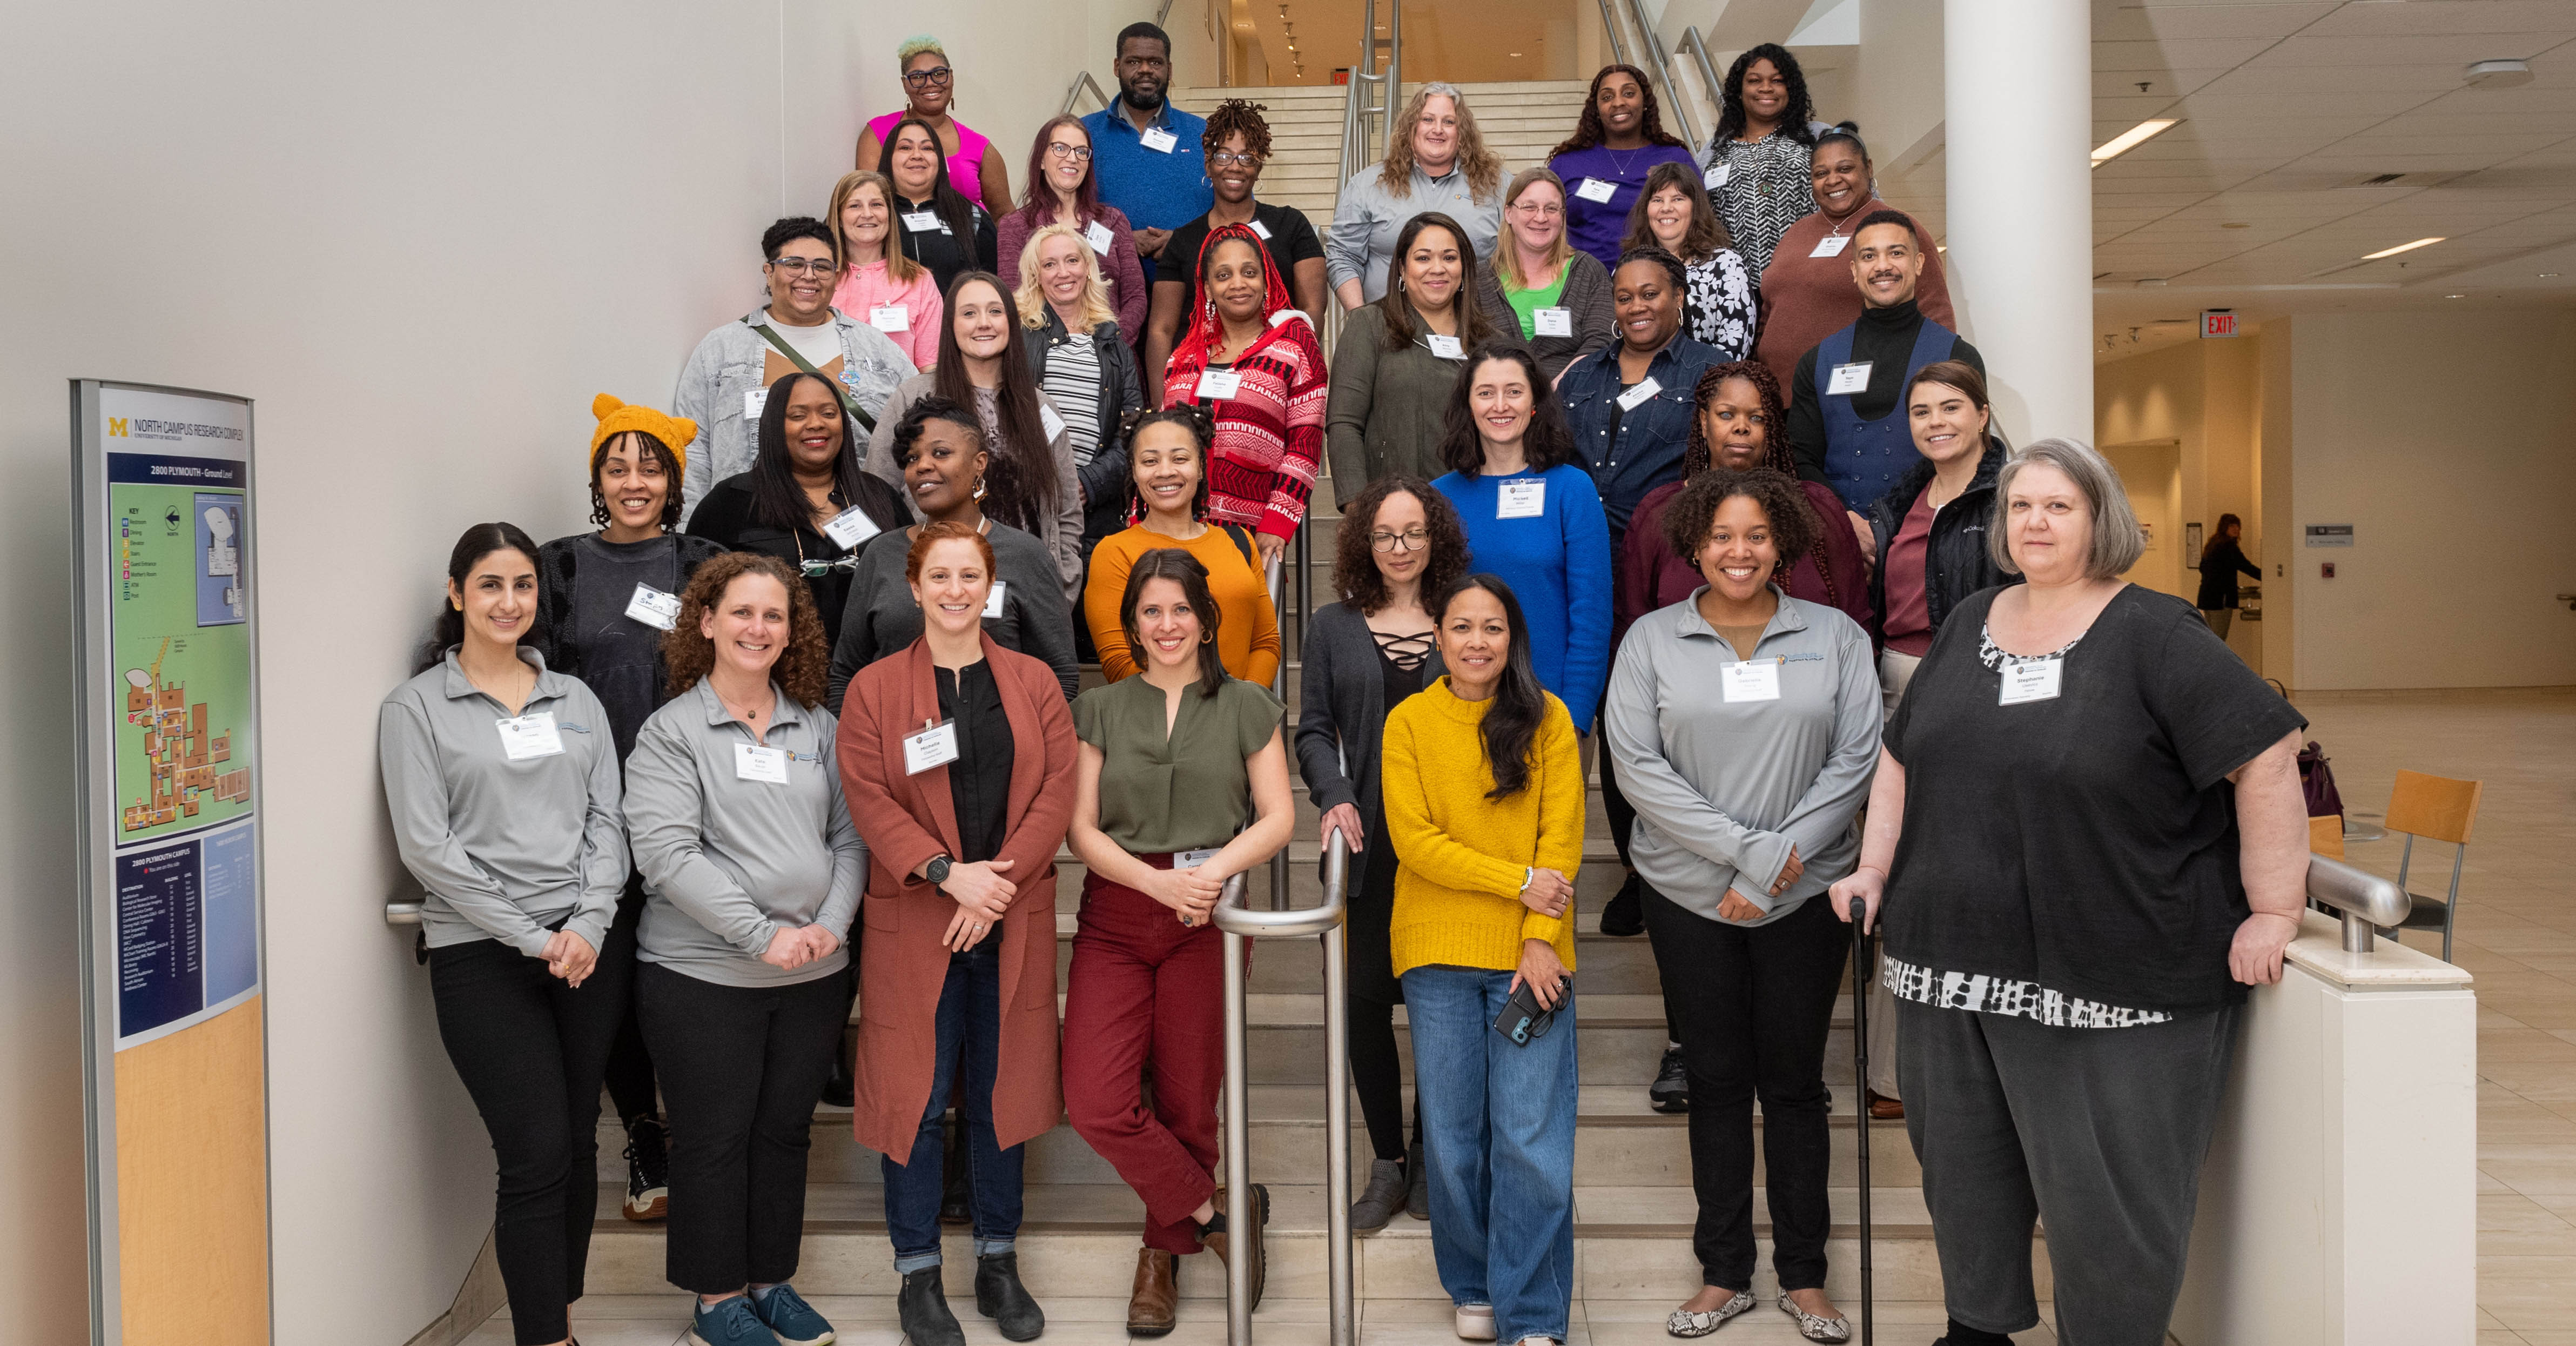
[1848,893,1874,1346]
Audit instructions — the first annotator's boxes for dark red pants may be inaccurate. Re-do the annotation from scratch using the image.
[1062,863,1237,1254]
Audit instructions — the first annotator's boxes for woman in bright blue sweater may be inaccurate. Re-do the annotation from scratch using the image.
[1432,344,1613,732]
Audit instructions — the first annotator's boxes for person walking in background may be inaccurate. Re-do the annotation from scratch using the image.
[624,553,866,1346]
[1620,165,1754,360]
[996,117,1148,337]
[839,521,1077,1346]
[1083,408,1281,687]
[883,116,1000,300]
[1296,477,1467,1233]
[1160,223,1326,565]
[1146,98,1328,380]
[1063,549,1295,1337]
[1548,65,1697,272]
[1603,469,1879,1343]
[1328,211,1506,501]
[1328,83,1503,309]
[830,171,946,371]
[381,523,628,1346]
[1082,22,1213,285]
[1753,126,1955,405]
[1695,43,1827,289]
[2195,512,2261,641]
[1382,573,1585,1346]
[1830,439,2310,1346]
[856,36,1009,211]
[1476,169,1613,383]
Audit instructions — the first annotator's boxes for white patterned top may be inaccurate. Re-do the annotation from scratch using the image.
[1701,130,1819,286]
[1682,250,1757,360]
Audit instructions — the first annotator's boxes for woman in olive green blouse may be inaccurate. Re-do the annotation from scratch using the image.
[1061,547,1296,1334]
[1327,211,1522,506]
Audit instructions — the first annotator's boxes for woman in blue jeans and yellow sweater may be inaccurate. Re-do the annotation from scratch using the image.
[1381,572,1586,1346]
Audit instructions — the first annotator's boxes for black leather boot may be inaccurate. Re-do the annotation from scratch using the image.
[976,1250,1046,1341]
[898,1265,966,1346]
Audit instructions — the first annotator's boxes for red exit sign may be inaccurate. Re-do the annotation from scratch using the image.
[2202,310,2241,338]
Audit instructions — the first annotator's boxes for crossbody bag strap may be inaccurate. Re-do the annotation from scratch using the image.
[751,323,878,434]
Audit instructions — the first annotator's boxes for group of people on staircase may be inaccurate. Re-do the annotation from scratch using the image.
[381,26,2316,1346]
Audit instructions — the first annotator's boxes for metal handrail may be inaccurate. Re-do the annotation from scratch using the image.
[2305,853,2412,954]
[1266,554,1292,910]
[385,897,422,926]
[1214,832,1355,1346]
[1593,0,1704,151]
[1672,26,1725,150]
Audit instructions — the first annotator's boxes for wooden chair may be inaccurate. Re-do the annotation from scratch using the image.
[2383,771,2484,962]
[2308,815,2346,861]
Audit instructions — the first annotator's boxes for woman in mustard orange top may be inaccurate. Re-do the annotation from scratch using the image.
[1082,407,1282,685]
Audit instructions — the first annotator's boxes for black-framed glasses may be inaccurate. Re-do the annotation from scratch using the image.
[1369,528,1430,553]
[768,257,836,276]
[1209,150,1262,168]
[1045,143,1094,162]
[903,66,953,88]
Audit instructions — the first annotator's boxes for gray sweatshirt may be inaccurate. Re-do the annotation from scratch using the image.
[1324,163,1503,301]
[378,648,627,956]
[622,678,866,987]
[671,306,917,528]
[1603,591,1881,927]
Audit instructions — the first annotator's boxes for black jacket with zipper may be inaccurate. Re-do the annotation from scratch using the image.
[1867,436,2017,640]
[1024,308,1145,551]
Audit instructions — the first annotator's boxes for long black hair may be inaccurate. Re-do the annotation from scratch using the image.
[1431,573,1548,801]
[932,272,1060,528]
[1438,344,1580,478]
[1377,211,1496,349]
[414,522,545,674]
[1120,547,1231,697]
[1709,43,1815,150]
[1550,63,1687,157]
[886,114,981,244]
[747,371,908,540]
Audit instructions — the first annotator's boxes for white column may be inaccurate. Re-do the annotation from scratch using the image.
[1943,0,2092,444]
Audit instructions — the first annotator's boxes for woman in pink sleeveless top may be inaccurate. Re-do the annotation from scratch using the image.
[856,37,1009,212]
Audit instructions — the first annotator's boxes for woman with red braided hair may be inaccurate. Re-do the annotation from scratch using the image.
[1145,99,1327,384]
[1159,223,1326,568]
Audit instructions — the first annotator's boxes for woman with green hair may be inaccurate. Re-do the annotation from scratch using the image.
[857,35,1010,211]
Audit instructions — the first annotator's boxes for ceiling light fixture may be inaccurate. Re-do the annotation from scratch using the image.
[2222,222,2250,230]
[2136,278,2168,287]
[2446,293,2466,299]
[2091,118,2179,166]
[2465,59,2533,89]
[2360,237,2445,260]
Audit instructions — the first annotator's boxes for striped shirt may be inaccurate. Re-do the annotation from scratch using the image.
[1701,128,1819,286]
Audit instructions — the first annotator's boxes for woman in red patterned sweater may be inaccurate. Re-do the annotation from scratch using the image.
[1160,222,1326,568]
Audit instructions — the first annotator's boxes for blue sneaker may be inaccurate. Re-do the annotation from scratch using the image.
[689,1295,781,1346]
[753,1283,837,1346]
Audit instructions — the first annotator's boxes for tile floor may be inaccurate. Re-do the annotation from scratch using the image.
[469,689,2576,1346]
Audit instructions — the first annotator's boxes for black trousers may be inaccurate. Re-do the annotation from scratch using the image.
[601,879,660,1125]
[638,960,853,1294]
[1345,819,1424,1162]
[429,931,630,1345]
[1643,889,1848,1291]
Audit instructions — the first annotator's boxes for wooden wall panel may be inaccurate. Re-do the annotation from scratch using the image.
[114,997,268,1344]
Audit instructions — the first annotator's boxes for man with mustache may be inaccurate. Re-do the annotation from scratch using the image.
[1080,22,1214,287]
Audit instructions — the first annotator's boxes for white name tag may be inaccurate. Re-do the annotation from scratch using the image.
[1196,369,1242,400]
[1705,163,1731,191]
[983,580,1007,619]
[735,742,790,783]
[624,584,682,631]
[823,506,883,550]
[1826,361,1873,396]
[1810,233,1851,258]
[744,387,769,419]
[903,719,960,774]
[870,304,910,333]
[1140,126,1179,153]
[1085,219,1116,255]
[1721,659,1781,702]
[1574,177,1617,203]
[902,210,941,232]
[1270,309,1307,327]
[1616,377,1663,412]
[1040,403,1067,442]
[1533,307,1573,338]
[1999,657,2064,706]
[1173,847,1222,869]
[1427,333,1463,360]
[1497,478,1546,519]
[1249,217,1273,239]
[496,712,565,760]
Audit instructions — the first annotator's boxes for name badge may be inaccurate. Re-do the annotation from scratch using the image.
[1497,478,1546,519]
[1248,217,1273,239]
[625,584,682,631]
[744,387,769,419]
[496,712,565,760]
[823,506,883,550]
[870,304,910,333]
[902,210,942,232]
[1826,361,1873,396]
[735,742,790,784]
[1269,309,1307,327]
[1140,125,1180,153]
[1084,219,1116,255]
[1040,403,1067,442]
[903,719,960,774]
[1810,233,1851,258]
[1999,657,2064,706]
[1573,177,1617,203]
[1704,163,1731,191]
[1196,369,1242,400]
[983,580,1007,619]
[1427,333,1463,360]
[1532,307,1573,338]
[1615,377,1662,412]
[1721,659,1781,702]
[1173,847,1222,870]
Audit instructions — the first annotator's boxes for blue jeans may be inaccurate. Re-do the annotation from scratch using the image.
[884,942,1022,1270]
[1403,966,1578,1344]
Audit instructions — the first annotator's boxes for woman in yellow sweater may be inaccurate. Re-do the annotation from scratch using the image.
[1380,572,1585,1346]
[1082,407,1283,685]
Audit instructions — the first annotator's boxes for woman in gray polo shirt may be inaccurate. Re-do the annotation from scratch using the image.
[1601,468,1879,1343]
[623,552,866,1346]
[379,523,628,1346]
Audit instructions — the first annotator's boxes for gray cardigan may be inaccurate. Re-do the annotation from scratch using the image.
[1294,601,1445,849]
[1327,305,1520,507]
[1325,164,1503,300]
[1474,249,1615,380]
[825,519,1081,711]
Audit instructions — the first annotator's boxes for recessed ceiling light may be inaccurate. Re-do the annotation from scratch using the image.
[2446,293,2466,299]
[2465,59,2534,89]
[2091,118,2180,166]
[2541,272,2562,278]
[2361,237,2445,260]
[2222,222,2250,230]
[1510,51,1523,57]
[2136,278,2168,287]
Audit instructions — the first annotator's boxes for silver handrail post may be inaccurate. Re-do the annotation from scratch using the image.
[1267,556,1290,910]
[2305,853,2413,954]
[1219,870,1255,1346]
[1319,838,1354,1346]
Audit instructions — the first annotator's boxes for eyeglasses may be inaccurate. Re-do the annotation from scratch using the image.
[1209,150,1262,168]
[1369,528,1430,553]
[1045,143,1094,162]
[1510,200,1564,217]
[799,555,862,577]
[768,257,836,276]
[903,66,953,88]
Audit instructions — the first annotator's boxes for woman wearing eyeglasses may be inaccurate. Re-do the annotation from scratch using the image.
[686,370,912,652]
[1143,99,1329,389]
[996,117,1148,339]
[857,36,1010,212]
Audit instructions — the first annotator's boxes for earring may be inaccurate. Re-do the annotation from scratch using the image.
[972,474,988,500]
[1200,631,1216,644]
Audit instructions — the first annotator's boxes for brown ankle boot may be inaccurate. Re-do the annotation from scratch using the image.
[1201,1184,1270,1311]
[1127,1247,1179,1337]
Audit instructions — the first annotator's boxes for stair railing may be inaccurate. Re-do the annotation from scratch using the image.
[1593,0,1704,150]
[1671,26,1726,145]
[2306,853,2413,954]
[1213,831,1355,1346]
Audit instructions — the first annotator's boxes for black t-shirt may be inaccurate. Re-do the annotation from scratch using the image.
[684,472,910,651]
[567,534,684,761]
[1162,202,1324,325]
[1881,585,2305,1015]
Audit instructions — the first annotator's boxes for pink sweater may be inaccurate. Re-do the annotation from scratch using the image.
[996,203,1148,338]
[833,260,944,370]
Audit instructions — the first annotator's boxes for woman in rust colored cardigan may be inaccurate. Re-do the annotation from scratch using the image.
[839,521,1078,1346]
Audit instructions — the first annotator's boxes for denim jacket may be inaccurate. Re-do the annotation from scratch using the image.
[1557,334,1726,539]
[671,307,916,527]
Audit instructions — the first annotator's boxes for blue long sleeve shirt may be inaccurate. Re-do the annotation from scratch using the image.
[1558,335,1726,541]
[1434,463,1615,729]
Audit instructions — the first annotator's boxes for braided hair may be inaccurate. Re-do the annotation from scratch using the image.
[1201,98,1274,162]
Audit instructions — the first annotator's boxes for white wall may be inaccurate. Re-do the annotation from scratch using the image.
[0,2,886,1340]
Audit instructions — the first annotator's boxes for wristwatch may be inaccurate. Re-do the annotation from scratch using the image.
[925,854,954,888]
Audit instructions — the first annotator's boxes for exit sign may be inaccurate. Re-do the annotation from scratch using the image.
[2202,310,2241,338]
